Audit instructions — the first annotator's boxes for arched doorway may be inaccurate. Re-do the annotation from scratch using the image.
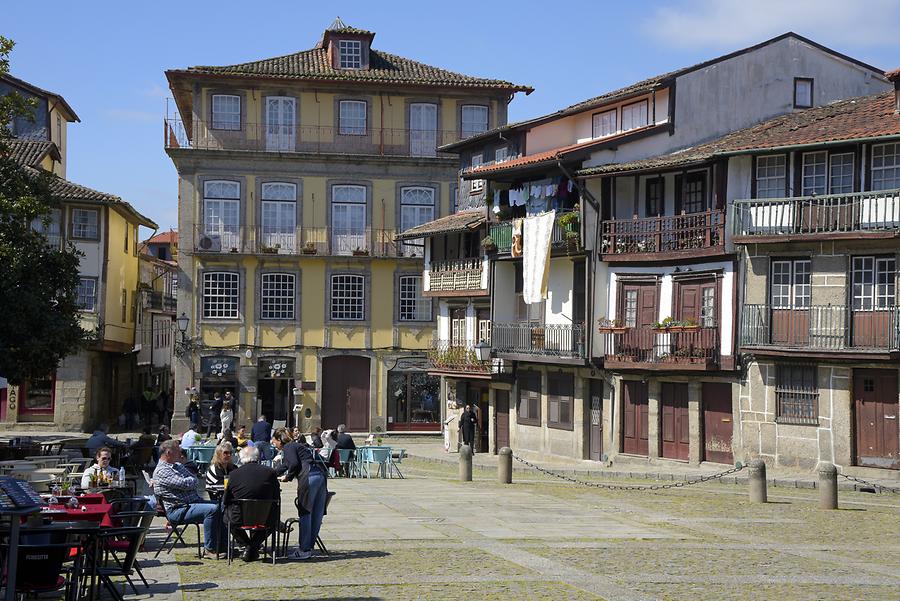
[321,356,370,431]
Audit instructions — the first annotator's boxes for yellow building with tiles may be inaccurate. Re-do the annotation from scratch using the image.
[165,19,530,434]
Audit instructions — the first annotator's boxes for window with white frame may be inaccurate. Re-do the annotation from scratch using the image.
[461,105,488,137]
[211,94,241,130]
[469,153,484,194]
[621,100,648,132]
[398,275,431,321]
[203,180,240,249]
[260,273,295,320]
[871,143,900,190]
[76,278,97,311]
[202,272,240,319]
[755,155,786,199]
[592,109,617,138]
[260,182,297,250]
[400,187,434,257]
[331,185,367,254]
[71,208,99,239]
[852,256,896,311]
[494,146,508,163]
[801,151,827,196]
[330,274,365,321]
[623,289,638,327]
[338,39,362,69]
[794,78,813,109]
[770,259,811,309]
[829,153,855,194]
[339,100,367,135]
[701,286,716,327]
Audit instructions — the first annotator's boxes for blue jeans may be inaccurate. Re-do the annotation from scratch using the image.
[169,501,221,551]
[300,470,327,552]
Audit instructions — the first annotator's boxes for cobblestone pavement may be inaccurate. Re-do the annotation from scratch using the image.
[121,457,899,601]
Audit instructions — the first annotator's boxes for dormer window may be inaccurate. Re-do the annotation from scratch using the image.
[794,78,813,108]
[339,40,362,69]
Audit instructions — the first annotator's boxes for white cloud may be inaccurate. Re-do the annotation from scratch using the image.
[643,0,900,49]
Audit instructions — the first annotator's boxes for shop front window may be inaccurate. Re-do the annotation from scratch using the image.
[387,371,439,431]
[21,376,55,414]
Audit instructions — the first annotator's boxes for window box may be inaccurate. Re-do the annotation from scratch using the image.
[352,248,369,256]
[301,243,318,255]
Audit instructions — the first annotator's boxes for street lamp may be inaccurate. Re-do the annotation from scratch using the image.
[474,340,492,362]
[176,312,189,335]
[174,312,194,357]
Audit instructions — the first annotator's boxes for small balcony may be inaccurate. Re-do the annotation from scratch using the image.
[602,327,720,370]
[741,304,900,355]
[732,189,900,243]
[165,118,463,159]
[141,289,177,313]
[193,225,410,258]
[489,210,580,255]
[491,322,586,364]
[600,210,725,261]
[426,258,487,297]
[427,340,491,376]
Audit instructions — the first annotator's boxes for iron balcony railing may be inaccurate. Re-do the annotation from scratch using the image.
[427,258,485,293]
[491,322,586,359]
[164,118,464,158]
[427,340,491,373]
[601,209,725,256]
[142,289,177,312]
[741,304,900,351]
[732,189,900,238]
[192,225,410,258]
[602,327,720,365]
[489,210,578,254]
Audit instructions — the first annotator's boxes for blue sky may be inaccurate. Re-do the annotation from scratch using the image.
[4,0,900,232]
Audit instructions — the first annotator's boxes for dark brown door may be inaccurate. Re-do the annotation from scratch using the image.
[702,382,733,464]
[622,381,649,456]
[854,369,899,469]
[589,379,603,461]
[321,356,370,431]
[620,283,657,361]
[661,382,689,461]
[495,390,509,453]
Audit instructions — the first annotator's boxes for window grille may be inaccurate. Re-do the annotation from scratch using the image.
[871,143,900,190]
[802,151,827,196]
[339,100,367,135]
[755,155,786,199]
[260,273,295,320]
[398,275,430,321]
[76,278,96,311]
[203,272,240,319]
[211,94,241,130]
[775,364,818,425]
[339,40,362,69]
[71,208,99,239]
[330,274,365,321]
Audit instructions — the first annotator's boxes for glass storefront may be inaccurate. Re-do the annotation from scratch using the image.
[20,376,55,414]
[387,370,440,431]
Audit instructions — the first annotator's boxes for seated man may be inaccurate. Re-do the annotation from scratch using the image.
[81,447,120,488]
[235,425,250,448]
[223,445,280,562]
[153,439,222,556]
[334,424,356,477]
[181,423,200,449]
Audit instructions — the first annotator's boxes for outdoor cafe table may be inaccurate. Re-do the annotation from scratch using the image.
[39,493,116,527]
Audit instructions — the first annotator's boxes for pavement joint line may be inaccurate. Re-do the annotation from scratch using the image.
[614,574,900,585]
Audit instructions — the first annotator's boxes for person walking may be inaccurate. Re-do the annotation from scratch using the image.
[186,396,200,428]
[220,401,234,438]
[272,428,328,561]
[207,393,223,438]
[460,404,477,454]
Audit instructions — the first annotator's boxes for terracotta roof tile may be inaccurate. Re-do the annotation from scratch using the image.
[885,68,900,81]
[394,209,485,240]
[145,229,178,245]
[579,92,900,177]
[2,139,59,168]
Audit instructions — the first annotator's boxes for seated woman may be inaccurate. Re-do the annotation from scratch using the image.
[205,442,236,500]
[81,447,120,488]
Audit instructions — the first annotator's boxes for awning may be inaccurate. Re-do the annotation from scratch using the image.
[394,209,486,241]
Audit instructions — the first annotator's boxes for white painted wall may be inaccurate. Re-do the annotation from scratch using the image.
[492,263,517,322]
[545,258,573,325]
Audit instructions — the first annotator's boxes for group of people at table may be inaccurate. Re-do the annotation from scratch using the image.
[75,416,360,562]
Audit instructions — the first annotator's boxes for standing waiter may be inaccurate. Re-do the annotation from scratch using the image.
[460,404,478,454]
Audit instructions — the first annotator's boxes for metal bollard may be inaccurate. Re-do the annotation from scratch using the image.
[459,444,473,482]
[818,463,838,510]
[498,447,513,484]
[748,459,767,503]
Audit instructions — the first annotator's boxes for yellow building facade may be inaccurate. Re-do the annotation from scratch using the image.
[166,20,529,433]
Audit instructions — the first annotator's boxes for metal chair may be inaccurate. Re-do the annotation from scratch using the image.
[109,497,150,514]
[365,447,392,479]
[105,510,155,592]
[225,498,279,565]
[94,527,144,601]
[280,491,335,556]
[0,542,78,600]
[153,498,203,559]
[336,448,357,478]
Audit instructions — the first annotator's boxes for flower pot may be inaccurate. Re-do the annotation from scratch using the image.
[301,248,317,255]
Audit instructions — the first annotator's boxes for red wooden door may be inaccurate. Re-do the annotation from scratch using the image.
[620,283,657,361]
[622,380,649,456]
[494,390,509,452]
[702,382,733,464]
[321,356,370,431]
[854,369,899,469]
[661,382,689,461]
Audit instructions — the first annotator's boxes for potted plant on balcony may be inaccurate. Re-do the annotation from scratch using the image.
[301,241,317,255]
[480,235,497,254]
[557,208,580,233]
[652,316,683,332]
[597,317,628,334]
[564,230,581,253]
[260,245,278,254]
[352,247,369,257]
[682,318,700,331]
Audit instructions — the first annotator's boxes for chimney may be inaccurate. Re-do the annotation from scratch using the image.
[887,69,900,114]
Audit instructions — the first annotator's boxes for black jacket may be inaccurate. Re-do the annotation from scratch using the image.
[461,410,477,437]
[335,433,356,450]
[310,433,323,449]
[251,420,272,443]
[222,462,280,526]
[281,441,326,515]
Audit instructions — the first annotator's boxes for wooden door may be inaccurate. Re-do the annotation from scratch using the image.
[589,379,603,461]
[321,356,370,431]
[702,382,733,464]
[622,381,649,455]
[495,390,510,452]
[620,283,657,361]
[854,369,899,469]
[661,382,689,461]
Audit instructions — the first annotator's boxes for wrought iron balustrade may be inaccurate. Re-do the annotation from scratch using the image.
[427,340,491,373]
[192,225,407,258]
[602,326,719,365]
[492,322,586,358]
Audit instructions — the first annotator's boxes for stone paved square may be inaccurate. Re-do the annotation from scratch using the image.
[130,457,900,601]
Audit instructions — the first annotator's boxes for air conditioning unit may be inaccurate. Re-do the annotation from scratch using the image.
[197,234,222,252]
